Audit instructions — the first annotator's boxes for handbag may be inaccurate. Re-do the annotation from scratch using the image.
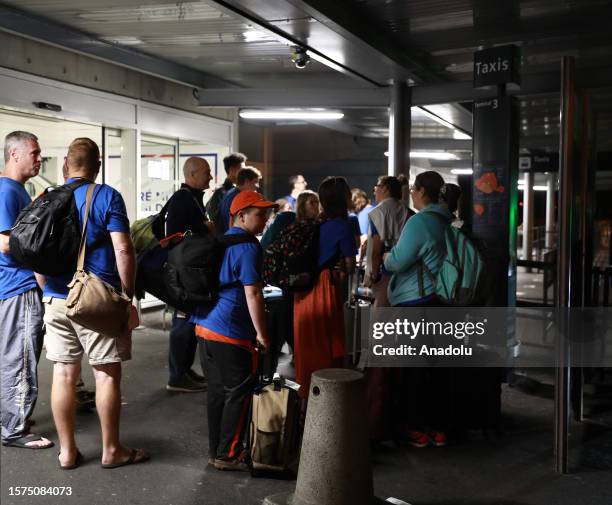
[66,184,131,337]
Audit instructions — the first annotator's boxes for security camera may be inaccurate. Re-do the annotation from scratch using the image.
[291,46,311,69]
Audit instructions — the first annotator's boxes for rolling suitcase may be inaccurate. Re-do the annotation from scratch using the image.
[249,374,301,477]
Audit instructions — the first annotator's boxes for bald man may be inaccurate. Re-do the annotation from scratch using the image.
[164,157,212,392]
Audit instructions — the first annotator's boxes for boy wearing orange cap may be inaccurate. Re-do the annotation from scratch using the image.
[191,191,278,471]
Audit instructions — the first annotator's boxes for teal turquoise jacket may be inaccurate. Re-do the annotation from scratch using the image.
[384,203,452,305]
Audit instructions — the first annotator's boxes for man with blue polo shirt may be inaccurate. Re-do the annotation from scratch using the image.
[0,131,53,450]
[42,138,148,469]
[192,190,277,472]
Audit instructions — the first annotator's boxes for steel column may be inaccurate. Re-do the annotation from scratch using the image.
[522,171,534,263]
[545,173,556,249]
[388,81,411,177]
[555,56,576,475]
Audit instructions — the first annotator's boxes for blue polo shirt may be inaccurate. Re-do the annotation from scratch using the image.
[43,179,130,299]
[0,177,38,300]
[218,187,240,234]
[191,227,262,341]
[318,218,357,268]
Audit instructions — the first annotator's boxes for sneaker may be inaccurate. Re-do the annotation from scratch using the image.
[166,376,207,393]
[407,430,430,448]
[213,452,250,472]
[187,369,206,384]
[429,431,448,447]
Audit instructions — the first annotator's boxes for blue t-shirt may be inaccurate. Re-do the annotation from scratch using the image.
[357,204,374,235]
[0,177,38,299]
[43,179,130,299]
[284,194,297,211]
[318,218,357,268]
[218,187,239,234]
[191,227,262,340]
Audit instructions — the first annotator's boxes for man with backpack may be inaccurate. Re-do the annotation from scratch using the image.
[165,157,212,393]
[0,131,53,450]
[206,152,246,235]
[191,191,277,471]
[41,137,149,469]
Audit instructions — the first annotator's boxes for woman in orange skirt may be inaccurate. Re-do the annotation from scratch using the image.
[293,176,356,399]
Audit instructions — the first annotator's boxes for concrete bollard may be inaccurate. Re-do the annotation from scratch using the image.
[264,368,385,505]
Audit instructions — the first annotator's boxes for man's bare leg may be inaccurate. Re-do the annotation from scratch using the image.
[51,361,80,463]
[93,362,147,466]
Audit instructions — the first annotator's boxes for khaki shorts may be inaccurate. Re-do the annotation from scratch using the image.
[44,297,131,365]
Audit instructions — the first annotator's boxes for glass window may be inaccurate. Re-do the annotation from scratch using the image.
[0,109,102,198]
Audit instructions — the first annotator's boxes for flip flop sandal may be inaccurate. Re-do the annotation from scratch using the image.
[101,448,150,469]
[2,433,54,450]
[59,450,84,470]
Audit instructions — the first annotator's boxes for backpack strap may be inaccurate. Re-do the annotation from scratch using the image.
[44,178,90,195]
[76,184,96,271]
[218,233,260,291]
[417,211,451,297]
[157,187,207,238]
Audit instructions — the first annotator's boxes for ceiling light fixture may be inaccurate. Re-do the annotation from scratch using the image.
[517,181,548,191]
[410,151,458,160]
[451,168,473,175]
[239,110,343,120]
[383,151,459,161]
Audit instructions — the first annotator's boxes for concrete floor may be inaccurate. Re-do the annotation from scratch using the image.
[2,309,612,505]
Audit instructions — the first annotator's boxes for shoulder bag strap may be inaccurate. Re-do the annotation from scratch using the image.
[76,184,96,271]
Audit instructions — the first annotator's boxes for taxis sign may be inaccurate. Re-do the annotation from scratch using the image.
[474,45,520,88]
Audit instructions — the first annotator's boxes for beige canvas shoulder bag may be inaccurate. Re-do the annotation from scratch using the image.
[66,183,131,337]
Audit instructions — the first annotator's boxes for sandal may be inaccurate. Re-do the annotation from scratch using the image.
[101,448,150,469]
[2,433,54,450]
[59,450,84,470]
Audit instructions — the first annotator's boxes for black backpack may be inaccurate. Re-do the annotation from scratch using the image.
[9,179,89,276]
[164,231,259,308]
[262,220,321,291]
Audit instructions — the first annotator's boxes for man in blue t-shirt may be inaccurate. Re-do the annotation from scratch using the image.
[283,174,307,210]
[41,138,148,469]
[192,190,277,471]
[217,166,261,234]
[0,131,53,450]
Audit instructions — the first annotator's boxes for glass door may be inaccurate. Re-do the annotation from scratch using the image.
[139,135,179,219]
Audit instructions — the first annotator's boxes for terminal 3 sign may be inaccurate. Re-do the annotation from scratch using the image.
[473,45,521,88]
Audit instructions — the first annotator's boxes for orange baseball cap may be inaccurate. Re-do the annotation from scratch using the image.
[230,190,279,216]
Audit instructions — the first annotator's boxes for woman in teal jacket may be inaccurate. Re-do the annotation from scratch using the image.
[385,171,453,306]
[384,170,452,449]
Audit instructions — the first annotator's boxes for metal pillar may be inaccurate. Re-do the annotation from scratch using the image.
[545,173,556,250]
[522,171,534,261]
[388,81,411,177]
[555,56,576,475]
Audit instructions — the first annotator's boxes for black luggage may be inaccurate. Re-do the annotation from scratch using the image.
[9,180,89,275]
[135,245,195,314]
[164,232,258,307]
